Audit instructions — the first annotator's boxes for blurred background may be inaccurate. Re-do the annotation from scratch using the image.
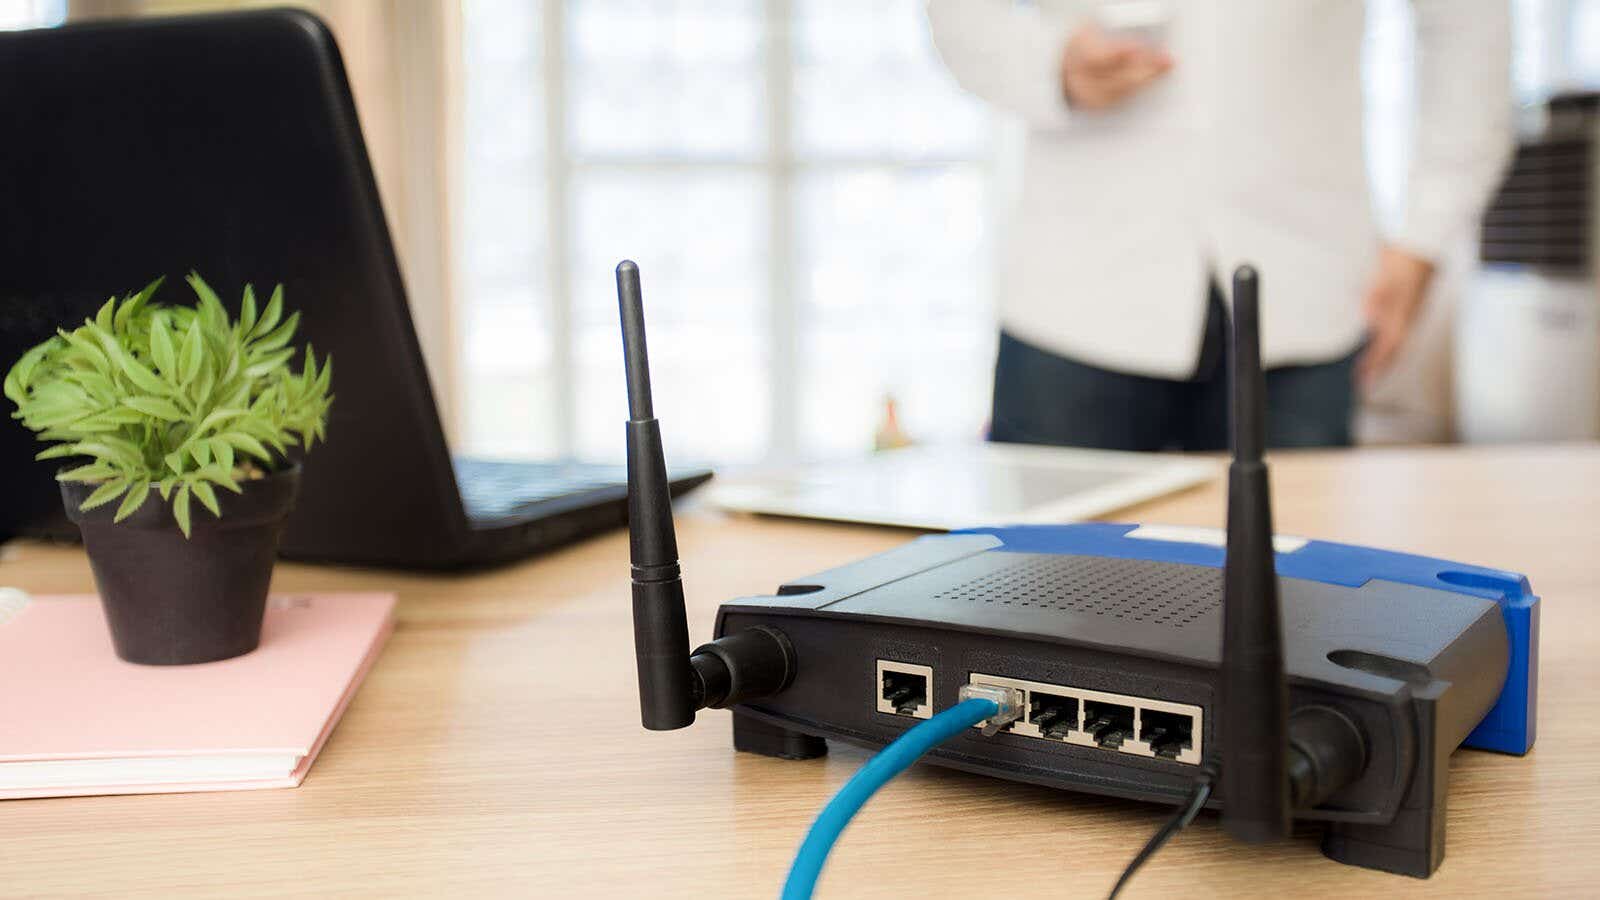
[5,0,1598,465]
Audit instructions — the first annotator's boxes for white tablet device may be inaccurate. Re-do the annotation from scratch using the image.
[705,442,1217,531]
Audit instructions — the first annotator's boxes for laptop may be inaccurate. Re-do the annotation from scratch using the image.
[0,10,710,568]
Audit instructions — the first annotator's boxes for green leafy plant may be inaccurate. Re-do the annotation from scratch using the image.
[3,273,332,536]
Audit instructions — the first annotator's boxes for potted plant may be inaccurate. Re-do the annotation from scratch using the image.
[3,273,332,665]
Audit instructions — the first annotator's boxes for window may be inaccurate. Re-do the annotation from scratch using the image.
[456,0,995,466]
[0,0,64,30]
[1569,0,1600,85]
[1364,0,1600,233]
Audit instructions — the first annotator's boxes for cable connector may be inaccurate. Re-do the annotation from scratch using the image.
[958,683,1024,736]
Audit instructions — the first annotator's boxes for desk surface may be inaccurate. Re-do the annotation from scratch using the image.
[3,444,1598,898]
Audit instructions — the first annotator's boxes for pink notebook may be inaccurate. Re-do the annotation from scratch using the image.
[0,590,395,800]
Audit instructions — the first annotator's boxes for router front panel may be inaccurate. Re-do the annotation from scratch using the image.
[719,610,1413,818]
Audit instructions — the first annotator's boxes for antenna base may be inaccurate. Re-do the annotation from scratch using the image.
[1288,706,1367,809]
[691,626,797,709]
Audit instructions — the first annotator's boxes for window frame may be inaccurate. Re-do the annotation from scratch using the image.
[462,0,997,464]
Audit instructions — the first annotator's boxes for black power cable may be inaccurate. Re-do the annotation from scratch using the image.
[1108,771,1215,899]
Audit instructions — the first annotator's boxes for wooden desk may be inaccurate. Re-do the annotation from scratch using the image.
[3,445,1598,897]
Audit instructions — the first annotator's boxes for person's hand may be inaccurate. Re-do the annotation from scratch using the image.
[1060,23,1173,111]
[1357,245,1436,388]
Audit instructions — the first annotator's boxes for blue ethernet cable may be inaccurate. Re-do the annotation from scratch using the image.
[781,696,1003,900]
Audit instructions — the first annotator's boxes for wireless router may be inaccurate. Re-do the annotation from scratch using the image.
[618,260,1539,881]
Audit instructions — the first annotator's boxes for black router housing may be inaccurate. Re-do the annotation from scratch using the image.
[713,528,1517,876]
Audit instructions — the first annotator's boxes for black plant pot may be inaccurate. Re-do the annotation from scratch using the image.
[61,465,301,665]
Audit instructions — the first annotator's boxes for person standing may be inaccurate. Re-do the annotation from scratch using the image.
[926,0,1512,450]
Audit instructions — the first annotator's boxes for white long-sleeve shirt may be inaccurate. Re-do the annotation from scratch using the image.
[926,0,1512,378]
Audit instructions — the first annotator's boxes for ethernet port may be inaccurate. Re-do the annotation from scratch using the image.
[1028,691,1078,740]
[1139,709,1195,760]
[877,661,932,720]
[1082,700,1135,750]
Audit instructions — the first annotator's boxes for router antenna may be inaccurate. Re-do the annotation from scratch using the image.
[619,260,798,732]
[1219,264,1290,842]
[619,260,697,730]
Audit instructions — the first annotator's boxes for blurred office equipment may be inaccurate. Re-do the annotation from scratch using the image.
[1458,91,1600,443]
[706,443,1214,531]
[0,10,707,568]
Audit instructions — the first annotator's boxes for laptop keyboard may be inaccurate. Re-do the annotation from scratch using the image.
[454,458,628,521]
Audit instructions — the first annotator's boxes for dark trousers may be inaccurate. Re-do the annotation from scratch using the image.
[990,289,1357,451]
